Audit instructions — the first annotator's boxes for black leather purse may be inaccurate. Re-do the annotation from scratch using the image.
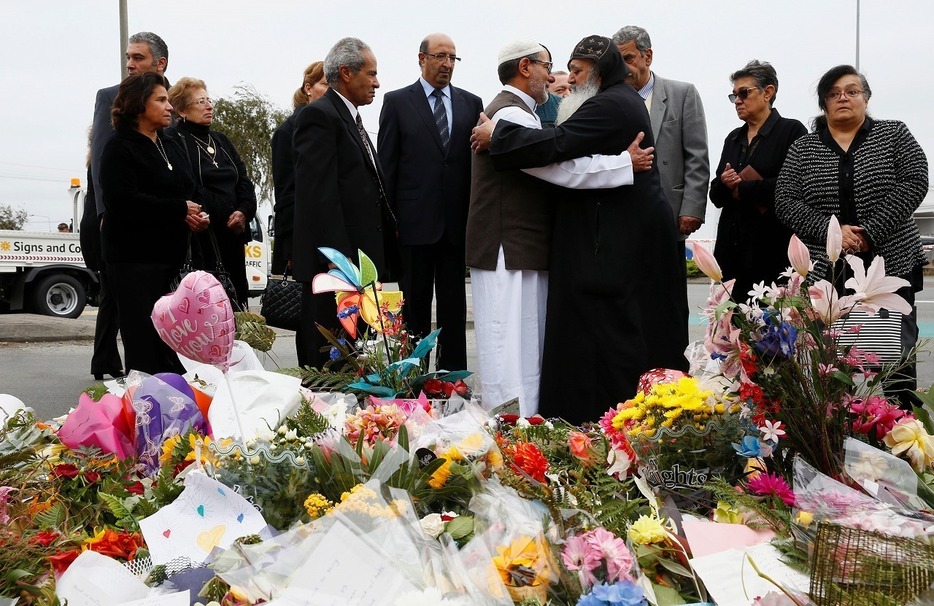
[260,268,302,331]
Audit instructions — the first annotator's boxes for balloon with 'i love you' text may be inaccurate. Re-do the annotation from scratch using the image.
[151,271,235,371]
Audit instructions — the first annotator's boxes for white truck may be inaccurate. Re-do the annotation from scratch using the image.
[0,182,270,318]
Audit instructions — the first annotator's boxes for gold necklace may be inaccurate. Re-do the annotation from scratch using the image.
[191,133,218,168]
[154,136,173,171]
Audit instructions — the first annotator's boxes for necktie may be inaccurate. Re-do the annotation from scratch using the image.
[431,89,450,149]
[355,112,377,167]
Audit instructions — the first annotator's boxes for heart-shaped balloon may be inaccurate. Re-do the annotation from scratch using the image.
[151,271,234,371]
[637,368,689,395]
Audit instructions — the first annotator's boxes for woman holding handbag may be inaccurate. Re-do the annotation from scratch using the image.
[168,77,257,309]
[776,65,929,407]
[709,60,807,300]
[99,72,209,375]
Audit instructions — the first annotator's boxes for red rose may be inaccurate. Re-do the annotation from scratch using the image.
[49,549,81,575]
[423,378,445,396]
[126,481,145,495]
[83,470,102,484]
[30,530,60,547]
[499,414,519,425]
[527,415,545,425]
[52,464,80,479]
[452,379,470,397]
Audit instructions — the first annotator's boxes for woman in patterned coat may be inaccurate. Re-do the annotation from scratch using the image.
[775,64,929,406]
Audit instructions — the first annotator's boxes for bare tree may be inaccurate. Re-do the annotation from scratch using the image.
[211,84,289,204]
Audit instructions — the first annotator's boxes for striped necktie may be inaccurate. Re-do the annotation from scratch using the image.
[431,89,450,149]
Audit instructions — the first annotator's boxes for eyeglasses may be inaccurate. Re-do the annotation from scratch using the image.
[423,52,461,64]
[824,88,864,102]
[728,87,760,103]
[528,58,553,73]
[192,97,214,106]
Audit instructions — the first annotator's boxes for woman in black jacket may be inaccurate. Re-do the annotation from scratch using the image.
[99,72,209,375]
[167,77,257,308]
[709,60,807,300]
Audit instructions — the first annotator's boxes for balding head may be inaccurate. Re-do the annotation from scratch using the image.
[418,33,458,88]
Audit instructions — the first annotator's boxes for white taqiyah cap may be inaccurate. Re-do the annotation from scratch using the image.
[497,40,547,66]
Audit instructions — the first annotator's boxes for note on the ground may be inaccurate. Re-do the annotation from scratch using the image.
[690,542,810,606]
[682,518,775,558]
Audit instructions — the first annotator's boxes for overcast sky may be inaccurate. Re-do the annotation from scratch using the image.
[1,0,930,238]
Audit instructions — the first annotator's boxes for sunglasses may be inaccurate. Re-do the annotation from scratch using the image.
[728,86,760,103]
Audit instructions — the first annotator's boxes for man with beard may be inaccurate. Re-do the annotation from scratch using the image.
[467,40,652,416]
[471,35,689,424]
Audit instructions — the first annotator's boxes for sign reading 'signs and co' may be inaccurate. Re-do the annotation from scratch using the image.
[0,240,83,255]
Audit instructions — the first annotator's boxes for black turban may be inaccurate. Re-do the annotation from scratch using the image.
[568,34,629,91]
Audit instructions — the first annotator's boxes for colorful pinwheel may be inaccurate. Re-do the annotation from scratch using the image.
[311,247,403,339]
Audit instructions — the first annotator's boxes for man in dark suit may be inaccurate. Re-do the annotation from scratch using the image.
[292,37,399,368]
[378,33,483,372]
[86,31,169,380]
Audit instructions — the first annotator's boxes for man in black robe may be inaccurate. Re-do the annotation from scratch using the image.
[471,35,688,424]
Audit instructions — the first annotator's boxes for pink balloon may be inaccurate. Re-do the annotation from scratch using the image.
[151,271,235,370]
[637,368,689,395]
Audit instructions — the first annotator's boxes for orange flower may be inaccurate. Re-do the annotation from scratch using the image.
[568,431,597,465]
[84,528,144,560]
[505,442,548,483]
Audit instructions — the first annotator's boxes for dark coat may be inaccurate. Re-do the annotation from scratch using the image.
[292,87,399,283]
[377,81,483,246]
[98,128,193,266]
[271,108,300,274]
[90,84,120,217]
[709,109,807,298]
[489,72,689,424]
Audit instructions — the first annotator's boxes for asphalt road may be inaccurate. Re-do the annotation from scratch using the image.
[3,280,934,422]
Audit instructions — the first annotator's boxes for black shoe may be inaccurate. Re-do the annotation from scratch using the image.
[93,370,125,381]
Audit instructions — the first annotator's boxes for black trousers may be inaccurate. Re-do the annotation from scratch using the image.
[90,268,123,375]
[400,240,467,372]
[297,281,340,369]
[108,261,185,376]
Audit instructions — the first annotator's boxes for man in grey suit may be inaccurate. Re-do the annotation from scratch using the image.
[612,26,708,268]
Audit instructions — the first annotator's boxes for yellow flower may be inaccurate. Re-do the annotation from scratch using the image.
[628,515,668,545]
[884,419,934,471]
[491,536,551,587]
[304,493,334,519]
[160,435,182,465]
[714,501,744,524]
[429,457,453,489]
[795,511,814,529]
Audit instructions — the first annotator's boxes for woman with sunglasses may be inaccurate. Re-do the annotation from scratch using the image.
[776,64,928,407]
[708,60,806,299]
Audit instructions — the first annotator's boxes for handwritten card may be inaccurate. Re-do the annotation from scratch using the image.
[279,520,418,605]
[139,471,267,565]
[690,542,810,606]
[55,551,150,606]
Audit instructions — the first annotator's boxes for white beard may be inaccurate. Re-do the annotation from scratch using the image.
[555,81,599,125]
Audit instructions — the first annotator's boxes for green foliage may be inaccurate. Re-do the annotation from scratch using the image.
[211,84,289,203]
[0,202,28,230]
[685,258,704,278]
[284,397,332,437]
[235,310,277,352]
[278,365,360,391]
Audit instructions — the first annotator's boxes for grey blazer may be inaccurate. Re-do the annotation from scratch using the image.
[648,74,709,240]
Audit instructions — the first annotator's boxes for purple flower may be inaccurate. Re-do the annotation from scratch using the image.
[578,580,647,605]
[754,312,797,359]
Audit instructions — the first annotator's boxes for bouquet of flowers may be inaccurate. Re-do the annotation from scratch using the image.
[693,216,914,481]
[607,375,745,508]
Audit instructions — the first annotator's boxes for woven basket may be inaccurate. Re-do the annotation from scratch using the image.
[810,522,934,605]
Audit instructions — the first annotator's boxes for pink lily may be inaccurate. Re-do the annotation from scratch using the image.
[692,243,722,281]
[827,215,843,263]
[844,255,912,315]
[787,234,811,277]
[808,279,857,324]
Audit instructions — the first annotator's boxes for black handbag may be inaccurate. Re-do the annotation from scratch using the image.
[205,228,242,310]
[170,234,196,293]
[260,268,303,331]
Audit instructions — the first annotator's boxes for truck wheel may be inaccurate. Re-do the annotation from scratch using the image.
[31,274,86,319]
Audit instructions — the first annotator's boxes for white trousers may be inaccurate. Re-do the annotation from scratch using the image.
[470,247,548,417]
